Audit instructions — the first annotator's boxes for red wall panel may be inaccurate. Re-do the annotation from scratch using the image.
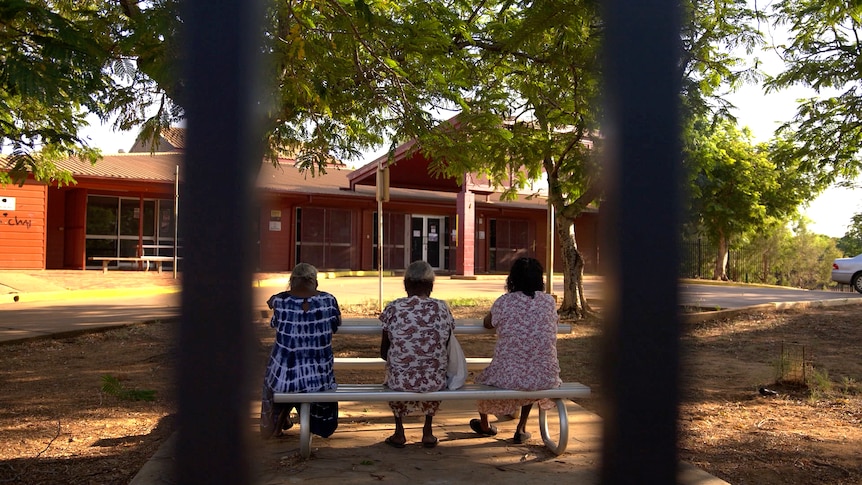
[0,183,47,269]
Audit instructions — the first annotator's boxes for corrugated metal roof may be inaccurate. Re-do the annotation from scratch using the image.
[128,127,186,153]
[36,153,557,210]
[53,153,183,182]
[256,160,352,193]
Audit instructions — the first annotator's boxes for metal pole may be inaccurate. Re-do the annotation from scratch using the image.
[173,164,179,279]
[601,0,681,482]
[546,194,555,295]
[377,159,384,311]
[378,198,384,311]
[178,0,263,482]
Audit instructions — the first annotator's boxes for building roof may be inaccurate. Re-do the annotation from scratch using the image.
[44,153,549,209]
[53,153,183,183]
[128,127,186,153]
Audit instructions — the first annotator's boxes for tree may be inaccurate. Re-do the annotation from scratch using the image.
[260,1,477,170]
[386,0,603,318]
[768,0,862,186]
[684,120,817,280]
[0,0,118,185]
[837,212,862,256]
[422,0,767,317]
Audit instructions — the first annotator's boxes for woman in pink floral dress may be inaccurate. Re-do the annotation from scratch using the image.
[470,257,561,444]
[379,260,455,448]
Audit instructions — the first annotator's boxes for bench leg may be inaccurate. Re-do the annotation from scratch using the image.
[299,402,312,459]
[102,261,109,274]
[538,398,569,455]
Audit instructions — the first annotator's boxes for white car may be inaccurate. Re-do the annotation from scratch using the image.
[832,253,862,293]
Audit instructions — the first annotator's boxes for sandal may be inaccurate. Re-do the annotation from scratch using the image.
[513,430,532,444]
[469,418,497,436]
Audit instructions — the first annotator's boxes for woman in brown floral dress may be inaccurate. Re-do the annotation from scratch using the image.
[379,260,455,448]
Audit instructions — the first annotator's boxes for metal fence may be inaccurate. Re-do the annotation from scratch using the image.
[679,239,750,281]
[178,1,681,484]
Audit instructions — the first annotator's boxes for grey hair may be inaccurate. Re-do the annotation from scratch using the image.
[290,262,318,288]
[404,260,435,283]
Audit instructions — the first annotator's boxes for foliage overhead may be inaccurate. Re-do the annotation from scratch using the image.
[767,0,862,187]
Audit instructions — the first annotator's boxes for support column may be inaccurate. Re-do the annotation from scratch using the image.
[455,188,475,277]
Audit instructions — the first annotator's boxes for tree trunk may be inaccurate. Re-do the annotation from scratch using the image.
[556,216,592,319]
[714,230,729,281]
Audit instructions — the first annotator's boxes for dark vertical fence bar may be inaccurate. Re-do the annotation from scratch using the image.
[600,1,682,483]
[178,1,264,483]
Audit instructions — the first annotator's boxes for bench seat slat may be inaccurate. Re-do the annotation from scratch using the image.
[273,382,590,403]
[335,324,572,335]
[334,357,491,370]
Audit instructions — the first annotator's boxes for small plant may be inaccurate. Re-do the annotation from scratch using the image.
[806,367,832,401]
[840,376,859,395]
[101,374,156,402]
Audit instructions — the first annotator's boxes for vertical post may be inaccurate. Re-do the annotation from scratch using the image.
[601,0,682,483]
[378,198,384,311]
[376,161,386,311]
[173,164,179,280]
[546,196,555,295]
[138,196,145,270]
[178,0,263,483]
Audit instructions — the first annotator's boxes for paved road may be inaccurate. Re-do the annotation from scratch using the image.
[678,281,862,310]
[1,276,860,344]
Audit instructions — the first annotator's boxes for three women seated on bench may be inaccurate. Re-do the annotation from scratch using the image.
[260,263,342,439]
[260,258,562,449]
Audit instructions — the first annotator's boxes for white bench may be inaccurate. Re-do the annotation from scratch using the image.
[274,382,591,459]
[89,256,176,273]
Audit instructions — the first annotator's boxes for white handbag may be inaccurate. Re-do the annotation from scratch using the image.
[446,333,468,390]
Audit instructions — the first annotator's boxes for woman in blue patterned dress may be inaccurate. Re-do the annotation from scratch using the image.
[379,260,455,448]
[260,263,342,439]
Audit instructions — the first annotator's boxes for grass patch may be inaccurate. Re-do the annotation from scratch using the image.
[100,374,157,402]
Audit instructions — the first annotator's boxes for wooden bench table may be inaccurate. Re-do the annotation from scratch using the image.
[274,382,591,459]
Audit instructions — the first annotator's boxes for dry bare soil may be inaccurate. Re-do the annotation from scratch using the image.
[1,303,861,484]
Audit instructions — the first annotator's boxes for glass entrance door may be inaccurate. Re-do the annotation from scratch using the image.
[410,216,443,269]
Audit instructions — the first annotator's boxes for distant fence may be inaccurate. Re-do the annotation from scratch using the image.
[680,240,762,283]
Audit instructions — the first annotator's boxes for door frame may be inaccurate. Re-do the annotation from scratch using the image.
[409,215,445,270]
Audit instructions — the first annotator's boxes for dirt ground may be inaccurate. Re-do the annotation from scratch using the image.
[1,302,861,484]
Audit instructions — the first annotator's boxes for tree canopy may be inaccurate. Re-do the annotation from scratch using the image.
[684,118,819,279]
[767,0,862,187]
[0,0,116,185]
